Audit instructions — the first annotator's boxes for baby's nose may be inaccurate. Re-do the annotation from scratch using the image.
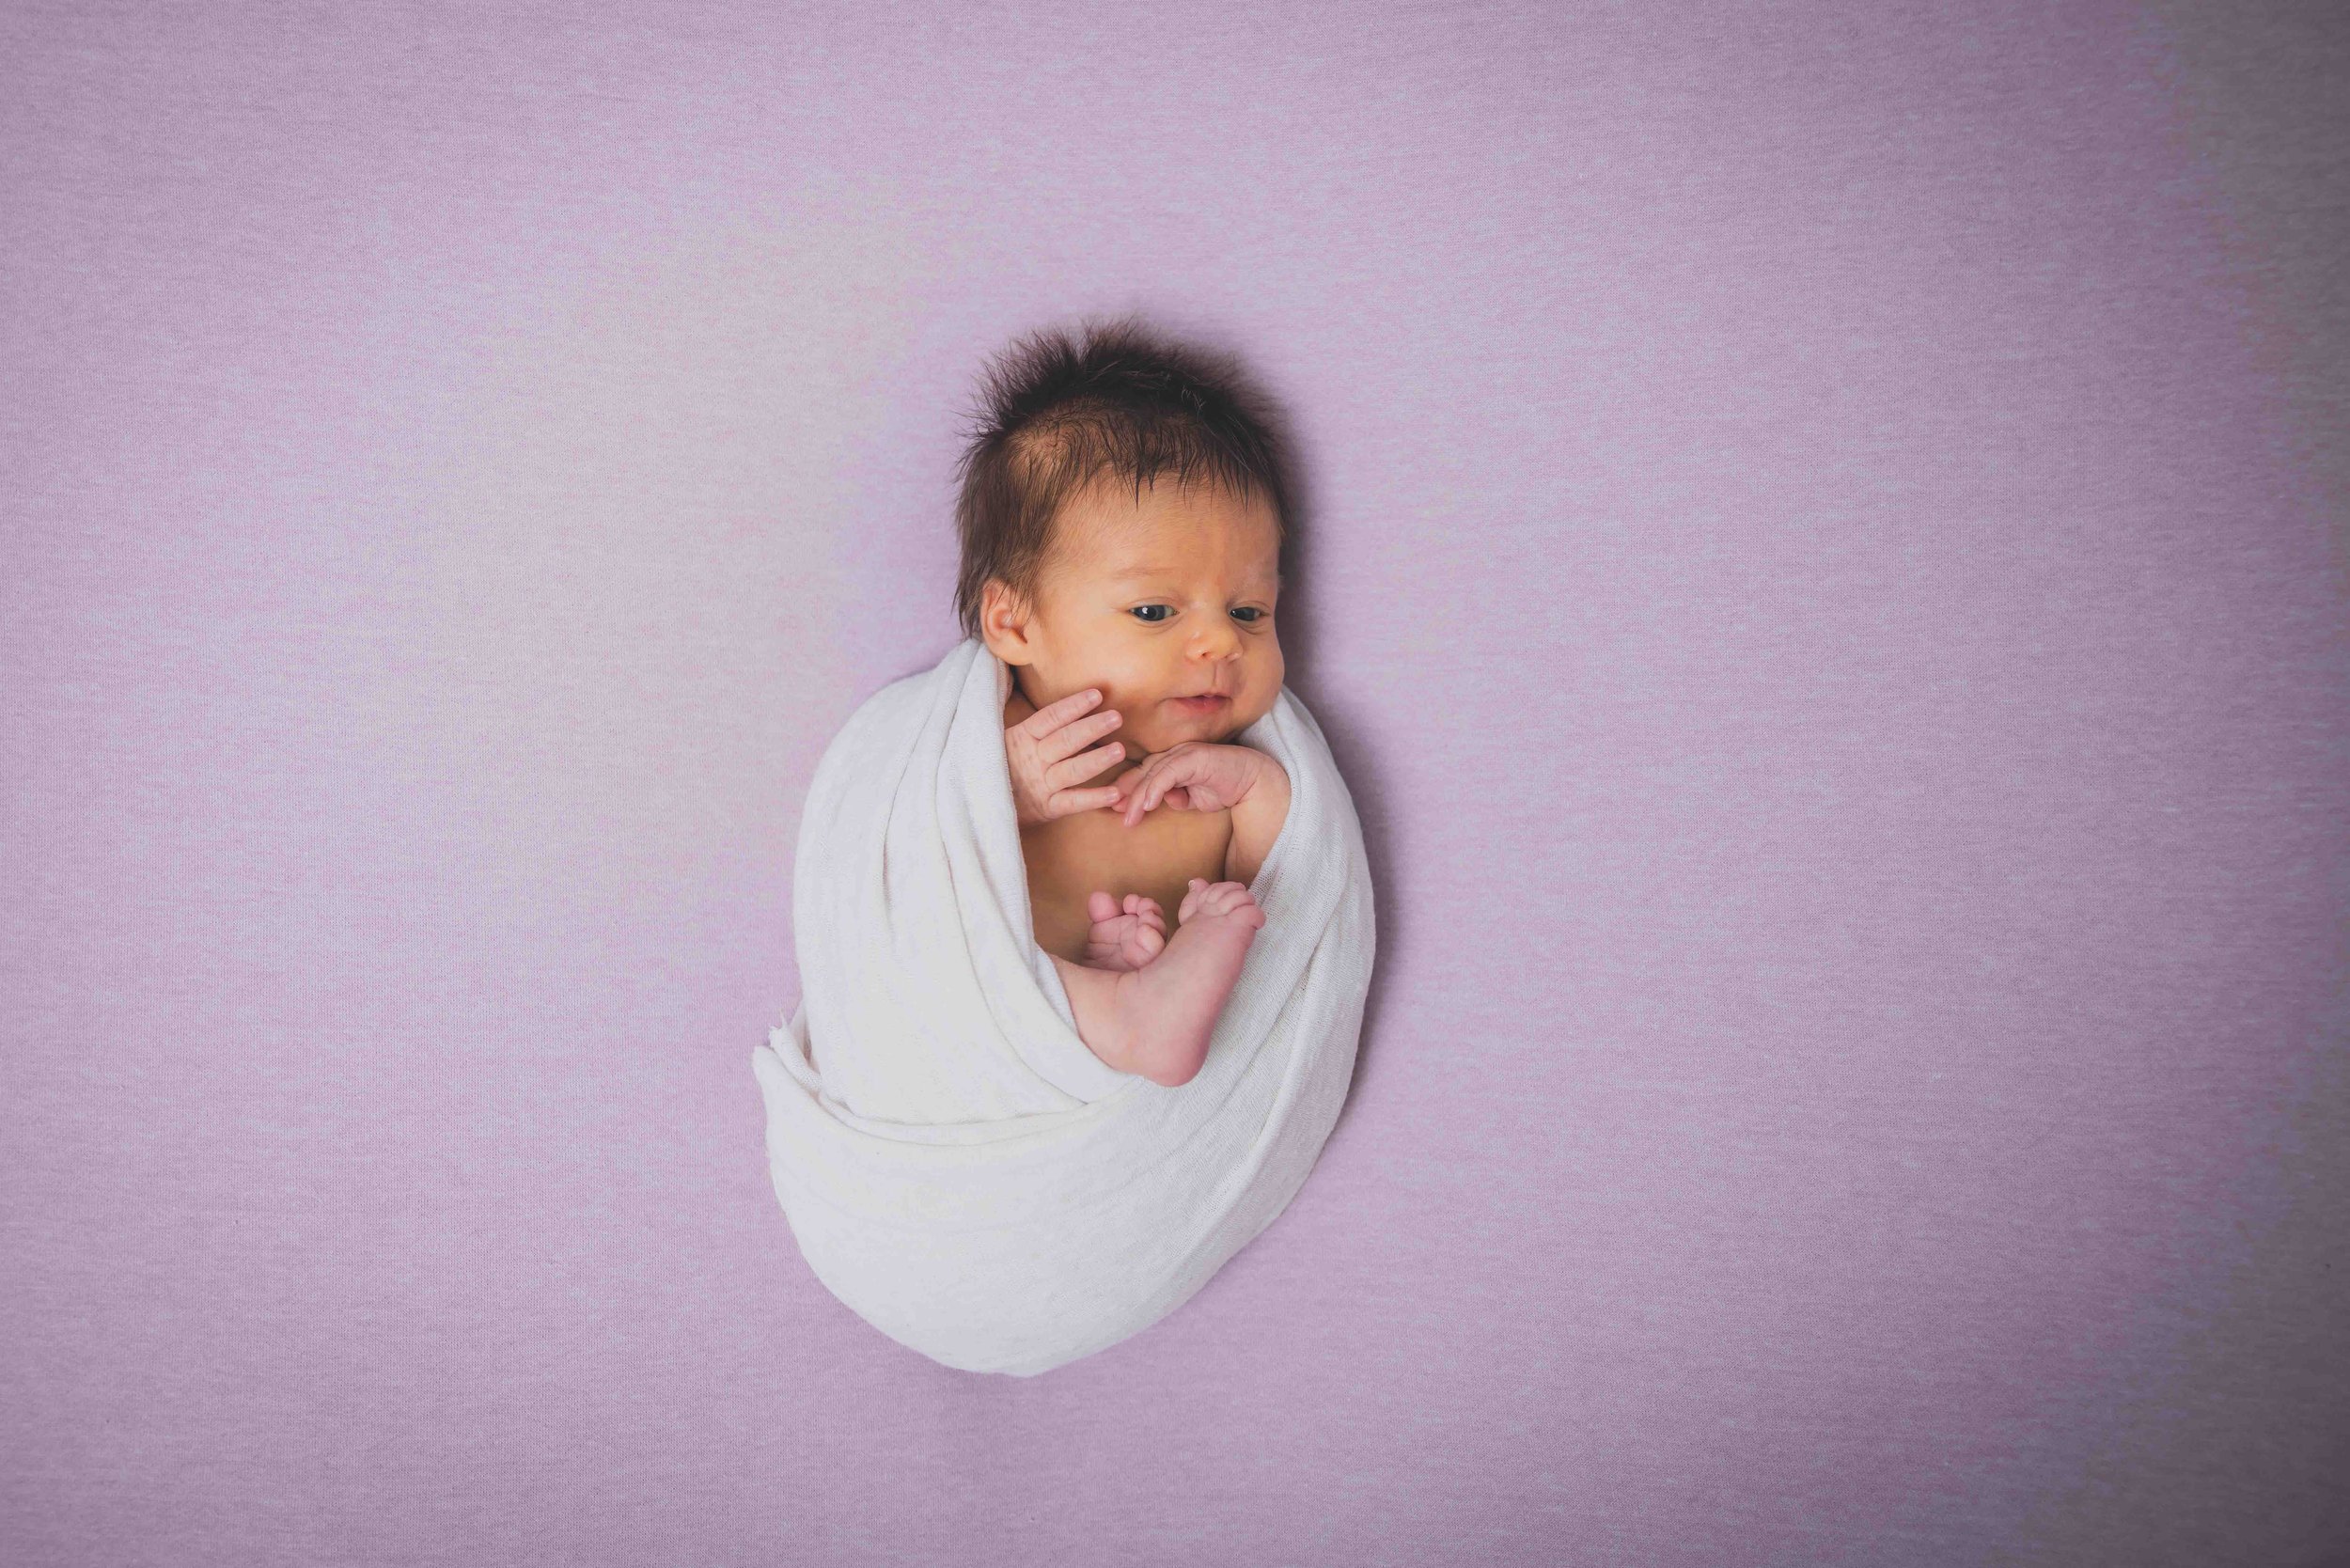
[1188,620,1242,658]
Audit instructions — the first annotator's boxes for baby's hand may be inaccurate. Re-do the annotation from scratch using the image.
[1006,687,1129,828]
[1081,891,1167,972]
[1108,743,1276,827]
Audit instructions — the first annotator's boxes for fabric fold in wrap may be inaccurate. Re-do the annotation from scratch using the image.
[750,635,1376,1375]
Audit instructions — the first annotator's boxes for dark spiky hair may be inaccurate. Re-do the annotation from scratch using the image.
[951,317,1294,642]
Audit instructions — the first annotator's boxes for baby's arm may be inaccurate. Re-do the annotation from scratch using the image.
[1108,740,1292,888]
[1223,750,1291,887]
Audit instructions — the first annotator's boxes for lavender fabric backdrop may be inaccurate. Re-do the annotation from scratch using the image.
[6,2,2344,1563]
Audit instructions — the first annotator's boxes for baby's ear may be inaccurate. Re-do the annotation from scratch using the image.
[979,578,1037,661]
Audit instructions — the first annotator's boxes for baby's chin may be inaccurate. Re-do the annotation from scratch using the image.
[1152,701,1265,749]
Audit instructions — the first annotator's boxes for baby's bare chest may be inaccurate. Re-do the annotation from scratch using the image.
[1021,808,1233,964]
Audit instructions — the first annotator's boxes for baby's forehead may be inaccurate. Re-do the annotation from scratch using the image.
[1047,478,1280,576]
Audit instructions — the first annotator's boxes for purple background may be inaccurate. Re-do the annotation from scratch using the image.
[7,2,2346,1562]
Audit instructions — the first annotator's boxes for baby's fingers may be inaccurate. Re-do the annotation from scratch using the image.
[1018,686,1103,740]
[1044,737,1128,792]
[1121,760,1192,824]
[1037,706,1122,763]
[1047,784,1125,820]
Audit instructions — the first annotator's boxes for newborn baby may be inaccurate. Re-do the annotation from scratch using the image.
[954,321,1295,1091]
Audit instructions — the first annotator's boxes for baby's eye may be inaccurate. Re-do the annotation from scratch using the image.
[1131,604,1173,624]
[1232,606,1266,623]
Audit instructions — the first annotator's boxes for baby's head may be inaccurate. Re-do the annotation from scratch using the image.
[955,318,1294,763]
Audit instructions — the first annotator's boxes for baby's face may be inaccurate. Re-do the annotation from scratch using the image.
[995,477,1284,765]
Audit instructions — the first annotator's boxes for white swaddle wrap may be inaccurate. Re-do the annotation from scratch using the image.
[750,635,1375,1375]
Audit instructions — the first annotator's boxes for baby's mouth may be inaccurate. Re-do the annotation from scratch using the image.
[1167,693,1230,716]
